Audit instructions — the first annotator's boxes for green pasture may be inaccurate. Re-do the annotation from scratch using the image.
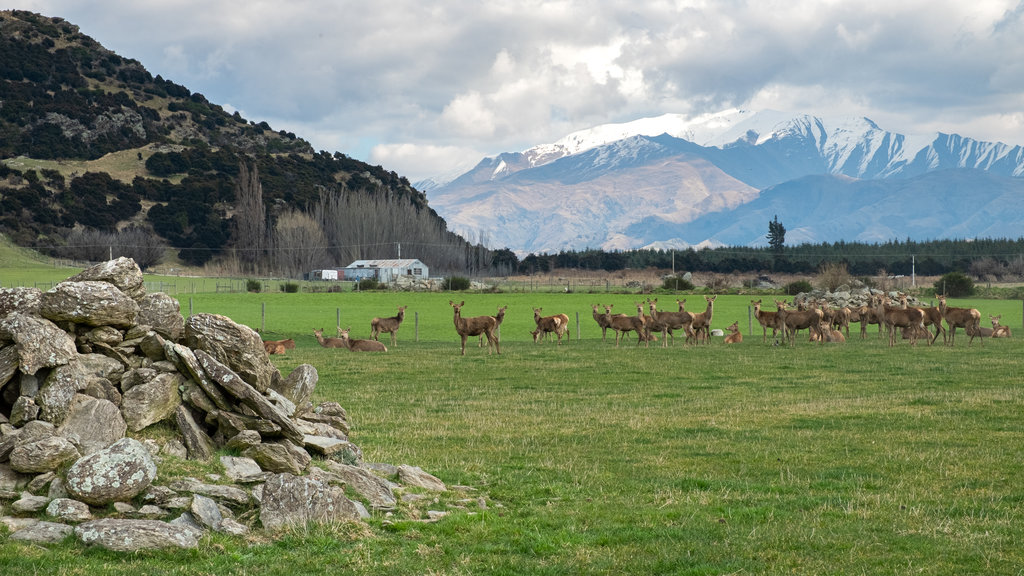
[3,284,1024,574]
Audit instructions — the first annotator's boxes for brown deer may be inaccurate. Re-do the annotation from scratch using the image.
[899,295,945,345]
[592,304,612,341]
[313,328,347,348]
[937,295,983,346]
[874,296,926,347]
[262,338,294,355]
[723,321,742,344]
[688,296,717,344]
[849,303,884,339]
[370,306,406,346]
[645,298,693,346]
[751,299,783,343]
[990,315,1012,338]
[479,305,508,347]
[338,327,388,352]
[818,319,846,343]
[774,300,823,346]
[450,300,500,355]
[603,303,648,347]
[532,307,568,344]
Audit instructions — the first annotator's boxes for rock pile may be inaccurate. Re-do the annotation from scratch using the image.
[0,258,455,551]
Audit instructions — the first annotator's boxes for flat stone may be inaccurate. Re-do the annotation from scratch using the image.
[75,518,200,551]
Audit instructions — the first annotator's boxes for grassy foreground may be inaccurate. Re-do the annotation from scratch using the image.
[2,288,1024,574]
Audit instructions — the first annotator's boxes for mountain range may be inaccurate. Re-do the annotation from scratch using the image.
[419,110,1024,254]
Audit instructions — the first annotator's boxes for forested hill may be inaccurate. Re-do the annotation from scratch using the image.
[0,10,495,276]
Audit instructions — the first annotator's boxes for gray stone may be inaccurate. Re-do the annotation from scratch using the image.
[163,438,188,460]
[243,441,311,475]
[323,461,397,510]
[174,405,215,461]
[303,435,354,456]
[138,331,167,361]
[27,471,57,492]
[9,435,80,473]
[224,430,262,452]
[80,325,123,346]
[259,473,360,530]
[9,520,74,544]
[166,342,232,411]
[9,395,39,426]
[271,364,318,415]
[65,257,146,301]
[167,477,251,506]
[190,493,223,531]
[0,313,77,376]
[56,394,126,455]
[46,497,93,522]
[12,491,51,513]
[121,372,183,432]
[397,465,447,492]
[220,455,266,483]
[219,517,250,536]
[65,437,157,505]
[39,280,140,328]
[0,286,42,318]
[137,292,184,341]
[185,313,278,394]
[0,345,18,389]
[75,518,200,551]
[136,504,166,519]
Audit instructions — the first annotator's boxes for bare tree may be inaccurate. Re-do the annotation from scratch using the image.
[232,161,266,271]
[271,209,328,278]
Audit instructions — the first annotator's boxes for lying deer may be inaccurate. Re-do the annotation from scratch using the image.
[338,327,388,352]
[263,338,294,355]
[370,306,406,346]
[990,315,1012,338]
[450,300,499,355]
[937,295,983,346]
[818,319,846,343]
[723,321,742,344]
[313,328,347,348]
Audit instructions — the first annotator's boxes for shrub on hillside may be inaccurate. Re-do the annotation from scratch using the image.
[934,272,975,297]
[661,275,694,291]
[246,279,261,293]
[357,278,380,291]
[445,276,471,291]
[281,282,300,293]
[784,280,813,296]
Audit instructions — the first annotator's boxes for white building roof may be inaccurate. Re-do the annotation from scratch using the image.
[345,259,424,269]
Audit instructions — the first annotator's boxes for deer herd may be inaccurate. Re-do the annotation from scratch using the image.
[261,293,1010,356]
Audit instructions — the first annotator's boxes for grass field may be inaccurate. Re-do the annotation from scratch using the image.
[2,284,1023,575]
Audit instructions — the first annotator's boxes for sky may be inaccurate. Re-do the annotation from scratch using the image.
[12,1,1024,182]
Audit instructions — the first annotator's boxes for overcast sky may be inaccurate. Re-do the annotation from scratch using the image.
[14,1,1024,181]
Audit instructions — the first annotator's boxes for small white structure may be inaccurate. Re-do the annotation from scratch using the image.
[344,259,428,283]
[308,269,341,281]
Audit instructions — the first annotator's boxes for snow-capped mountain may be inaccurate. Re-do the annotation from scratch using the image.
[423,110,1024,254]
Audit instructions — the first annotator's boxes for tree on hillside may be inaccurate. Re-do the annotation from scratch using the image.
[767,215,786,253]
[231,161,266,271]
[271,209,327,278]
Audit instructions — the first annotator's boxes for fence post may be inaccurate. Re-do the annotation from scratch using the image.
[336,308,341,331]
[189,297,193,317]
[748,306,752,335]
[261,302,266,333]
[415,311,419,342]
[576,312,581,341]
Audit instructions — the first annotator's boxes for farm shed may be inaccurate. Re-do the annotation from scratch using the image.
[344,259,429,283]
[307,269,343,281]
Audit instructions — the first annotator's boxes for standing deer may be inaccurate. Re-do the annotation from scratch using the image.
[990,315,1012,338]
[313,328,347,348]
[688,296,717,344]
[602,303,648,347]
[751,299,783,343]
[874,296,926,347]
[337,327,388,352]
[849,303,885,339]
[532,307,568,344]
[723,321,742,344]
[450,300,500,355]
[645,299,693,346]
[774,300,823,346]
[899,295,945,345]
[592,304,612,341]
[370,306,406,347]
[937,295,983,346]
[479,305,508,347]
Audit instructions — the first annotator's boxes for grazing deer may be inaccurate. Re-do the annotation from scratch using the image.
[602,303,648,347]
[532,307,568,344]
[688,296,717,344]
[899,295,945,345]
[645,298,693,346]
[450,300,500,355]
[751,299,783,343]
[313,328,347,348]
[723,321,742,344]
[874,296,926,347]
[990,315,1012,338]
[774,300,823,346]
[338,327,388,352]
[370,306,406,347]
[592,304,612,341]
[937,295,983,346]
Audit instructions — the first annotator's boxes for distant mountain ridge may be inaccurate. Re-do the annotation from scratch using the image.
[421,110,1024,254]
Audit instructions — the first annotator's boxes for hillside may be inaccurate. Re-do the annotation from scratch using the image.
[0,10,483,275]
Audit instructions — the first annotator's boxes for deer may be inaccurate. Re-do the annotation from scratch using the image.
[688,296,717,344]
[262,338,294,355]
[990,315,1012,338]
[479,305,508,347]
[723,321,742,344]
[645,298,693,346]
[532,307,568,345]
[313,328,347,348]
[370,306,406,347]
[751,299,783,343]
[874,295,926,347]
[337,327,388,352]
[818,319,846,343]
[898,294,945,345]
[602,303,648,347]
[592,304,612,341]
[937,295,983,346]
[774,299,823,346]
[849,303,884,339]
[450,300,500,355]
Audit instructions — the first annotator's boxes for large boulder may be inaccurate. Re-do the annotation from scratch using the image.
[0,287,42,319]
[0,313,77,376]
[322,461,397,510]
[120,372,183,432]
[74,518,200,551]
[259,473,360,530]
[39,281,140,328]
[65,257,146,301]
[9,435,80,473]
[56,394,126,455]
[65,438,157,505]
[37,360,92,427]
[272,364,318,415]
[137,292,184,341]
[185,313,277,393]
[243,441,311,475]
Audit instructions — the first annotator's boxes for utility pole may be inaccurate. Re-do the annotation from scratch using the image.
[397,242,401,259]
[912,254,916,287]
